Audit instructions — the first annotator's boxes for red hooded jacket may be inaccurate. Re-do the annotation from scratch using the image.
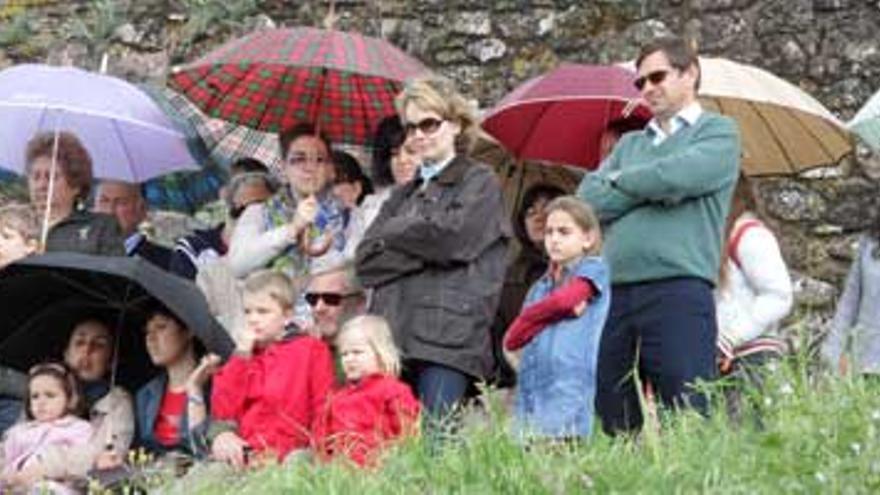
[314,374,420,466]
[211,334,335,459]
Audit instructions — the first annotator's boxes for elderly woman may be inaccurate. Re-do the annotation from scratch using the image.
[228,123,346,280]
[342,116,420,260]
[135,303,215,458]
[0,317,134,484]
[25,131,123,255]
[490,183,564,388]
[356,77,511,417]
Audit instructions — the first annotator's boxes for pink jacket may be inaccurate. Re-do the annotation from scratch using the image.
[3,416,93,475]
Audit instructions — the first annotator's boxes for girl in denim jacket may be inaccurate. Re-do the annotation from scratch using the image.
[505,196,610,439]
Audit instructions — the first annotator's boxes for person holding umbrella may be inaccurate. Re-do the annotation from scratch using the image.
[356,76,510,419]
[228,123,345,280]
[25,132,123,256]
[577,37,741,434]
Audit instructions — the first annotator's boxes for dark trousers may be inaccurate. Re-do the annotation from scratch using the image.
[595,277,718,435]
[402,360,471,418]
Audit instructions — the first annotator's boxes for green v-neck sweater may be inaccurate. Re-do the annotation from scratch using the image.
[577,111,741,286]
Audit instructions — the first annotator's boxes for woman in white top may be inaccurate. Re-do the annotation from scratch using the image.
[715,175,793,366]
[342,116,420,260]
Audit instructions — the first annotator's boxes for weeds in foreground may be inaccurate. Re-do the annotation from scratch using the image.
[158,354,880,494]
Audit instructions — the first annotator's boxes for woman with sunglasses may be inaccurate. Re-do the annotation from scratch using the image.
[356,77,511,419]
[228,123,346,281]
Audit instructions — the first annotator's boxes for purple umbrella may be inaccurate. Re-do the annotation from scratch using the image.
[0,64,197,182]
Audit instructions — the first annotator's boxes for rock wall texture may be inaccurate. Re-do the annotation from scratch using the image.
[2,0,879,312]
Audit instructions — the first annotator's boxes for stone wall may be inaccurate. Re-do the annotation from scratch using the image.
[2,0,880,311]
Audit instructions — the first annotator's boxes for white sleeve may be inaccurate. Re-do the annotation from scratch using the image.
[731,226,794,343]
[227,202,294,278]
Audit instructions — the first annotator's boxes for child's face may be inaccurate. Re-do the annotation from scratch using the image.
[30,374,69,422]
[243,291,291,344]
[144,313,191,367]
[544,210,596,264]
[338,327,382,382]
[0,226,37,268]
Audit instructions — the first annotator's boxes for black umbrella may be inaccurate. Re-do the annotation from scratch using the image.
[0,252,235,390]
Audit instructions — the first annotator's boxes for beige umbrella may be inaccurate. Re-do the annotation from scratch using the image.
[698,57,851,175]
[470,132,583,215]
[622,57,852,175]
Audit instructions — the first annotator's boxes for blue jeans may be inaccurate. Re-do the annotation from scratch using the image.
[595,277,718,435]
[403,360,471,419]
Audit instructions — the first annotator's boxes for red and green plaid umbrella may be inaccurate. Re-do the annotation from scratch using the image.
[169,27,431,145]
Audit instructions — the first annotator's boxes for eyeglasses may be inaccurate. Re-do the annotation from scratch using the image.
[404,117,444,136]
[634,69,671,91]
[305,292,356,307]
[286,152,329,167]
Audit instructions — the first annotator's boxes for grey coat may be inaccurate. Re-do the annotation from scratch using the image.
[356,155,511,379]
[45,209,124,256]
[822,235,880,373]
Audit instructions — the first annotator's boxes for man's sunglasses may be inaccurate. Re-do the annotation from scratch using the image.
[634,69,671,91]
[404,117,444,136]
[305,291,356,307]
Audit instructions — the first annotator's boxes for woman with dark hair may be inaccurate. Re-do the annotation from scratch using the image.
[822,201,880,375]
[491,183,564,387]
[228,123,346,280]
[25,132,123,255]
[134,304,216,458]
[331,150,373,210]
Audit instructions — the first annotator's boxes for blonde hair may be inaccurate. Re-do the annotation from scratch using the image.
[242,270,296,310]
[545,196,603,255]
[395,76,479,152]
[0,203,40,243]
[336,315,401,377]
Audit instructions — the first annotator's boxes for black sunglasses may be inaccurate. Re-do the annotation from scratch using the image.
[305,292,351,307]
[634,69,671,91]
[404,117,444,136]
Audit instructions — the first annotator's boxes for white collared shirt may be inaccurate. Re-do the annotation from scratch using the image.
[647,102,703,146]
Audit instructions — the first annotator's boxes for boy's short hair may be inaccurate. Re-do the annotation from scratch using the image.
[242,269,297,310]
[336,315,402,377]
[0,203,40,242]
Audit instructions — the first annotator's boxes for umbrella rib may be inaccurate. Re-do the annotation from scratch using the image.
[513,101,556,159]
[111,118,138,182]
[740,99,797,175]
[789,106,846,167]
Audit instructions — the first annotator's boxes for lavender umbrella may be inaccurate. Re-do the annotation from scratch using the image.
[0,64,197,182]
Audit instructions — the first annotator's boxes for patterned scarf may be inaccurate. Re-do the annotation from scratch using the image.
[262,186,347,279]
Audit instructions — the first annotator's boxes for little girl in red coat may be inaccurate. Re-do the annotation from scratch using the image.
[314,315,420,467]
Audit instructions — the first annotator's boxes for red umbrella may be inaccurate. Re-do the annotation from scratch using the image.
[482,64,652,170]
[169,27,431,145]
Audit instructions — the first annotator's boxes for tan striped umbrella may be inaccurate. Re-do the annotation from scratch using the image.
[622,57,852,176]
[697,57,851,176]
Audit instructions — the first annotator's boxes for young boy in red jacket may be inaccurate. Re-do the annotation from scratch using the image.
[208,270,335,467]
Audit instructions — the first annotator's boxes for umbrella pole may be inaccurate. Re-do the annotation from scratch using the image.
[512,158,526,212]
[39,126,62,249]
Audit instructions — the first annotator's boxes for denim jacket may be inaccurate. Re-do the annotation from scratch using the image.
[134,373,209,458]
[515,256,610,438]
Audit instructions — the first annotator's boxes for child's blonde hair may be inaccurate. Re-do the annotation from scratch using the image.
[336,315,402,377]
[0,203,40,243]
[545,196,603,255]
[242,269,297,310]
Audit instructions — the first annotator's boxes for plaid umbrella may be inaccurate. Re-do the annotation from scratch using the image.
[169,27,431,145]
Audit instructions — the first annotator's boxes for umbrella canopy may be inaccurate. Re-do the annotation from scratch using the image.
[471,132,582,215]
[481,63,652,170]
[849,88,880,151]
[0,253,236,389]
[692,57,850,175]
[146,85,283,173]
[0,64,197,182]
[169,27,431,145]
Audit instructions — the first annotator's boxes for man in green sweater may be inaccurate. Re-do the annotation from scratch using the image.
[577,37,740,434]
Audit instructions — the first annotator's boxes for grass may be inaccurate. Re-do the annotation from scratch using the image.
[159,356,880,494]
